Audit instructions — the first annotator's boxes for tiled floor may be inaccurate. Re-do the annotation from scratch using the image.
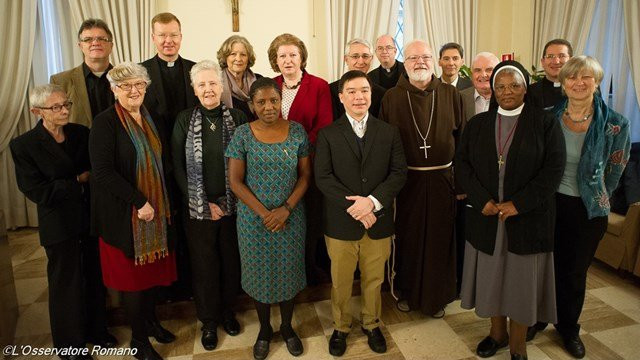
[7,228,640,359]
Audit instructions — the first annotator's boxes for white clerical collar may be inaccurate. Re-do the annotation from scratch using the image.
[346,112,369,128]
[498,103,524,116]
[553,81,561,87]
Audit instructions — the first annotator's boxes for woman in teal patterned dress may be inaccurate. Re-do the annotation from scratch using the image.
[227,77,311,360]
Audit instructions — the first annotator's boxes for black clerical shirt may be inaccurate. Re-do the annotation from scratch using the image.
[529,77,565,111]
[82,62,115,118]
[157,57,187,123]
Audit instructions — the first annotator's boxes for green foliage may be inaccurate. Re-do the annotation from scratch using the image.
[530,65,545,83]
[459,64,471,79]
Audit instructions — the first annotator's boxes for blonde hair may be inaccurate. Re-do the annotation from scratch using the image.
[151,12,181,30]
[217,35,256,70]
[558,55,604,85]
[267,33,308,72]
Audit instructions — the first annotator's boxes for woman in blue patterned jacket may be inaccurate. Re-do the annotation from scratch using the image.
[527,56,631,359]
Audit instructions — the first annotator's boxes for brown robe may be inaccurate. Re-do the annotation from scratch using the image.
[379,74,465,315]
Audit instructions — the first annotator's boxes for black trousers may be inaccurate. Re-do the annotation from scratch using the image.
[183,214,241,330]
[454,198,467,295]
[304,180,329,284]
[553,193,607,337]
[44,236,107,348]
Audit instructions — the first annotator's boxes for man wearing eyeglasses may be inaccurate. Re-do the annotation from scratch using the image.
[329,39,386,121]
[50,19,115,128]
[379,40,465,318]
[141,12,198,303]
[368,34,405,91]
[529,39,573,110]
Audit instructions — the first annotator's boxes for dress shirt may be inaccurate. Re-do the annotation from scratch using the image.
[345,112,382,211]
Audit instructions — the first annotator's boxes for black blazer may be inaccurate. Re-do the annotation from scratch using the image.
[10,122,90,247]
[89,105,170,257]
[314,115,407,240]
[455,104,566,255]
[329,80,385,121]
[141,55,197,130]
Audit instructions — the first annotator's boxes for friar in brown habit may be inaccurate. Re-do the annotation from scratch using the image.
[379,40,466,316]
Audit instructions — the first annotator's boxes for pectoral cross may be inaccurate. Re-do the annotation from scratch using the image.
[231,0,239,32]
[498,155,505,169]
[420,139,431,159]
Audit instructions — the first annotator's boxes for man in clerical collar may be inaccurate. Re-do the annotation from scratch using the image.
[141,12,197,131]
[50,18,115,128]
[141,12,198,302]
[368,34,405,91]
[529,38,573,110]
[329,38,386,120]
[460,52,499,121]
[438,42,472,91]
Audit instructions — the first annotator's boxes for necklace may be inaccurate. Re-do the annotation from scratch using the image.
[563,107,592,123]
[204,116,219,132]
[497,114,519,169]
[283,78,302,89]
[406,90,435,159]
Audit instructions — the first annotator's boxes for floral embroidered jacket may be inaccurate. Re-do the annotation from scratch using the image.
[552,93,631,219]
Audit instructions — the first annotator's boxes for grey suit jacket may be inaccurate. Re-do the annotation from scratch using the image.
[460,86,476,122]
[50,65,93,128]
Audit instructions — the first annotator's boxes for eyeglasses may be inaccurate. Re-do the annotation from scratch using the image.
[79,37,112,43]
[116,82,148,91]
[347,54,373,60]
[494,83,524,93]
[154,33,181,41]
[376,45,396,52]
[37,101,73,112]
[543,53,570,60]
[405,55,433,62]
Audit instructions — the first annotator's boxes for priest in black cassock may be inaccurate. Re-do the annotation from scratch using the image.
[529,39,572,110]
[369,35,405,91]
[141,12,198,301]
[379,40,465,317]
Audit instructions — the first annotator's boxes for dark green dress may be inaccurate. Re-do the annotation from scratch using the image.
[225,121,309,303]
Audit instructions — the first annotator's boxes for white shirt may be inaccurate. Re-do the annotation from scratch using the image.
[345,112,382,212]
[443,75,459,87]
[474,89,491,114]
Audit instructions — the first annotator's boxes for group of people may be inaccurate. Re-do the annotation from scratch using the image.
[9,11,632,360]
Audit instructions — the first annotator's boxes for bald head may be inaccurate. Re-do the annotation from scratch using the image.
[471,52,499,98]
[374,34,397,68]
[403,40,435,87]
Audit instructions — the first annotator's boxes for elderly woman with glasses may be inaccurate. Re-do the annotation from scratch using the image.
[10,84,114,358]
[456,60,566,360]
[526,56,631,359]
[217,35,262,120]
[171,60,247,351]
[89,62,176,360]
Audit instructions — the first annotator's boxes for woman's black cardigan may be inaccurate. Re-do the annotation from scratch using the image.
[454,103,566,255]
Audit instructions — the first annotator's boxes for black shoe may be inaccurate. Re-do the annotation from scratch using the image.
[89,332,118,348]
[282,329,303,356]
[476,336,509,358]
[562,334,585,358]
[511,353,528,360]
[253,339,270,360]
[147,320,176,344]
[328,330,348,356]
[361,327,387,354]
[223,315,241,336]
[131,338,163,360]
[526,322,547,342]
[201,329,218,351]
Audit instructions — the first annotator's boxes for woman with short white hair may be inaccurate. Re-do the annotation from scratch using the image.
[171,59,247,351]
[90,61,175,360]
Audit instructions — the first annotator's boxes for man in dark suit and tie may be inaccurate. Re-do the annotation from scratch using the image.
[438,42,472,90]
[315,70,407,357]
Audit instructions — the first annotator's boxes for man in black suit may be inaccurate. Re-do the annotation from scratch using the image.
[329,38,386,121]
[10,85,114,359]
[529,39,573,110]
[141,12,198,301]
[368,34,405,90]
[438,42,472,90]
[315,70,407,357]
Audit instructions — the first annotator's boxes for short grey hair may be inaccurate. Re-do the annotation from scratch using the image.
[107,62,151,87]
[190,60,222,85]
[344,38,372,56]
[403,40,431,59]
[30,84,66,108]
[558,55,604,85]
[472,52,499,67]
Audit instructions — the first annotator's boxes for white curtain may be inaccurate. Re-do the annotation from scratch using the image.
[531,0,596,69]
[402,0,477,77]
[623,0,640,122]
[329,0,400,81]
[0,0,39,229]
[69,0,156,64]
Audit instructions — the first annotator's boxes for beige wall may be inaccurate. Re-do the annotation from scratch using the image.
[476,0,535,70]
[156,0,331,80]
